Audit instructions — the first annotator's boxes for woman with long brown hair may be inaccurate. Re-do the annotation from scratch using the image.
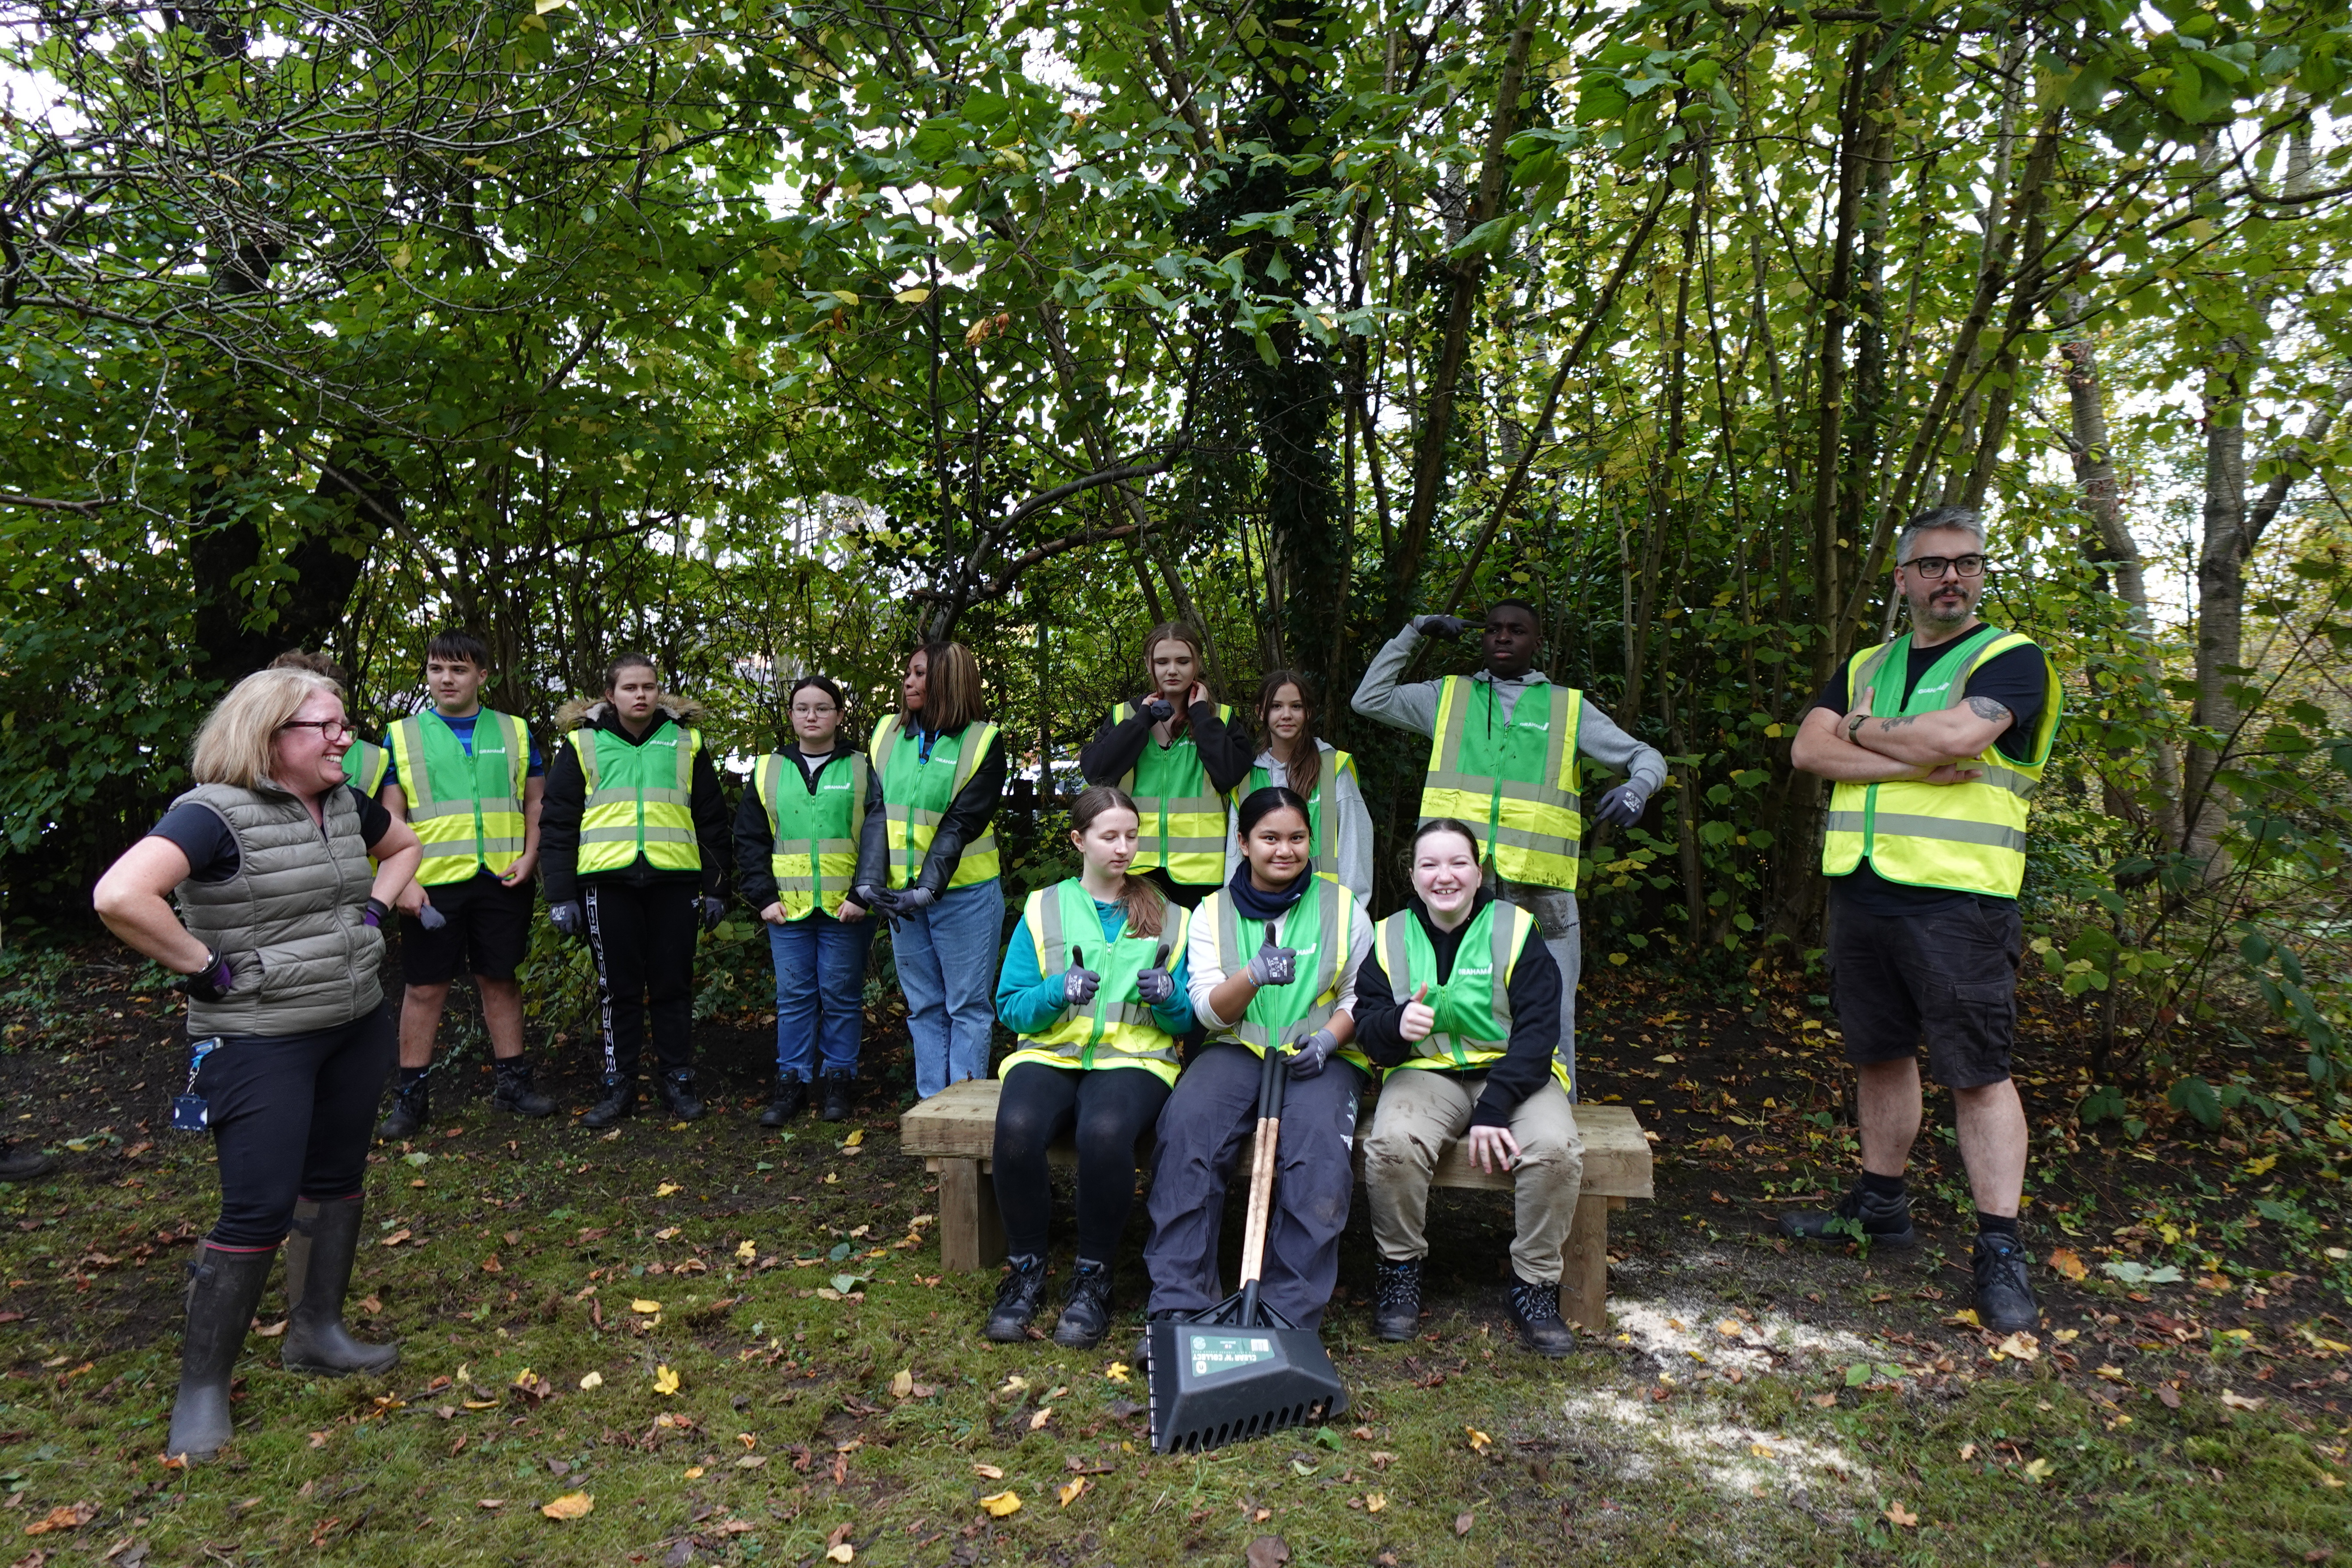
[1078,622,1254,908]
[857,641,1005,1100]
[983,786,1194,1347]
[1228,669,1372,904]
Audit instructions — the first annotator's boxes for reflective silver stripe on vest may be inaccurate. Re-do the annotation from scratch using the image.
[1828,810,2026,852]
[1216,880,1342,1052]
[1034,891,1157,1041]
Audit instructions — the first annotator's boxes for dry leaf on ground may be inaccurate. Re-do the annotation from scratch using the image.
[539,1492,593,1521]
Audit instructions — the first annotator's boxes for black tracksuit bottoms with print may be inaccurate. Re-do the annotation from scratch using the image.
[585,881,699,1076]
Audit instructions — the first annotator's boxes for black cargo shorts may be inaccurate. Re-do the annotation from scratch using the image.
[1826,897,2021,1089]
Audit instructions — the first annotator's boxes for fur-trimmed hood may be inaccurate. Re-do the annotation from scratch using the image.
[554,692,707,732]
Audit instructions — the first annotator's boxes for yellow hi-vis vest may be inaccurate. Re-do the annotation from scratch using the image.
[573,719,704,875]
[1119,699,1234,886]
[1376,900,1571,1094]
[999,879,1191,1084]
[1419,677,1586,890]
[1821,626,2063,899]
[870,715,1001,890]
[388,709,530,885]
[753,750,868,920]
[1204,877,1370,1073]
[343,738,391,798]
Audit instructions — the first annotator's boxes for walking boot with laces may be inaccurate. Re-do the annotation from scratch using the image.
[985,1254,1049,1342]
[760,1074,808,1127]
[1972,1230,2040,1332]
[1372,1257,1423,1341]
[581,1074,637,1128]
[166,1242,275,1461]
[491,1059,555,1118]
[656,1068,706,1121]
[1507,1275,1577,1357]
[1051,1259,1114,1349]
[819,1069,855,1122]
[1777,1179,1917,1249]
[376,1073,429,1139]
[282,1196,400,1377]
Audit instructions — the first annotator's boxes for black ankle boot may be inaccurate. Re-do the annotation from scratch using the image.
[1051,1259,1114,1349]
[656,1068,705,1121]
[1372,1257,1422,1341]
[282,1197,400,1377]
[167,1242,275,1461]
[985,1255,1049,1342]
[376,1073,429,1139]
[0,1142,55,1182]
[1972,1230,2041,1332]
[1507,1274,1576,1357]
[1778,1180,1917,1249]
[491,1059,554,1118]
[819,1069,855,1122]
[760,1074,808,1127]
[581,1074,637,1128]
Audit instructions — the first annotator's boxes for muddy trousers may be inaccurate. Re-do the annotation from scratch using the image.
[1142,1042,1365,1332]
[1362,1071,1584,1284]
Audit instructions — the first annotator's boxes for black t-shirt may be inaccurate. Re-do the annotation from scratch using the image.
[1809,630,2048,915]
[149,786,392,884]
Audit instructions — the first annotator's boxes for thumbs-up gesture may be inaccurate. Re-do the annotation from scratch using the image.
[1244,922,1297,987]
[1063,944,1101,1007]
[1135,942,1176,1006]
[1399,983,1435,1042]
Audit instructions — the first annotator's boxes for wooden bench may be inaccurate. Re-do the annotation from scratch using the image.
[898,1078,1654,1332]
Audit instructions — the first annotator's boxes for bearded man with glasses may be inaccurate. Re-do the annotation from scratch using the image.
[1784,505,2064,1331]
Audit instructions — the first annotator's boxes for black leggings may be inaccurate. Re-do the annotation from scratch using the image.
[585,880,700,1075]
[992,1062,1171,1262]
[196,1002,395,1249]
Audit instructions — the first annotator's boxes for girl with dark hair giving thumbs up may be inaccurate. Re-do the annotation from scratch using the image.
[1354,818,1584,1357]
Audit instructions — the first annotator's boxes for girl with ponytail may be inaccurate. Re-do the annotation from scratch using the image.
[984,786,1195,1348]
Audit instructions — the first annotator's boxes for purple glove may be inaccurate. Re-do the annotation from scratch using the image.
[416,902,447,931]
[364,897,389,929]
[173,950,237,1004]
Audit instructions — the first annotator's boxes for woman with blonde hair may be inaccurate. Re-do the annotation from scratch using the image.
[856,641,1005,1099]
[984,785,1194,1347]
[93,667,423,1461]
[1078,622,1254,908]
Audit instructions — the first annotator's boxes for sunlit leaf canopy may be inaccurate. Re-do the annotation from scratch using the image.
[4,0,2352,1085]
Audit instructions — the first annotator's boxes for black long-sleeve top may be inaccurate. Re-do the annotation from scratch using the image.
[540,703,732,905]
[1354,890,1564,1128]
[1078,696,1257,794]
[860,724,1005,895]
[732,746,886,912]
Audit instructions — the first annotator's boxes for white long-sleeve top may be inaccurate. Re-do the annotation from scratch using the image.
[1222,743,1374,907]
[1185,885,1376,1032]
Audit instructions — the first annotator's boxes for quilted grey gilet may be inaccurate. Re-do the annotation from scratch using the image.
[171,782,385,1036]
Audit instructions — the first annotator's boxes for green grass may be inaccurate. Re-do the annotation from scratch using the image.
[5,1103,2352,1568]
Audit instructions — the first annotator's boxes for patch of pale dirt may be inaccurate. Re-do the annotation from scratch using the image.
[1562,1388,1877,1499]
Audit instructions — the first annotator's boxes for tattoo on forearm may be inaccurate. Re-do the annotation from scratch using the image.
[1874,714,1920,732]
[1966,695,2013,724]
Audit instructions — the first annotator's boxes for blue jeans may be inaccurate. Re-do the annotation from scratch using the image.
[767,912,873,1081]
[891,878,1004,1099]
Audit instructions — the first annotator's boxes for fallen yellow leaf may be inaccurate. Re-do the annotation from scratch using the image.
[1365,1492,1387,1513]
[511,1367,537,1386]
[683,1466,704,1479]
[826,1547,854,1565]
[1465,1427,1492,1453]
[632,1298,663,1314]
[971,1464,1005,1480]
[653,1365,680,1396]
[1994,1332,2040,1362]
[890,1369,914,1399]
[579,1372,604,1390]
[2023,1458,2053,1482]
[736,1240,757,1262]
[2047,1247,2088,1282]
[1058,1477,1087,1507]
[1884,1502,1918,1528]
[1029,1407,1053,1431]
[843,1130,864,1147]
[539,1491,593,1520]
[1104,1362,1130,1384]
[655,1182,681,1197]
[978,1491,1022,1518]
[2220,1389,2265,1411]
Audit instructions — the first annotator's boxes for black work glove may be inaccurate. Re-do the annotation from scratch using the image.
[1062,965,1101,1006]
[548,900,586,938]
[1592,781,1650,829]
[1285,1026,1340,1080]
[699,896,728,931]
[1142,698,1175,725]
[888,885,937,915]
[1245,935,1298,988]
[1414,614,1476,640]
[173,949,237,1004]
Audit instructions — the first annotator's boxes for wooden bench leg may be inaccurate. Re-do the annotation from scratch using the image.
[935,1158,1005,1274]
[1559,1191,1611,1334]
